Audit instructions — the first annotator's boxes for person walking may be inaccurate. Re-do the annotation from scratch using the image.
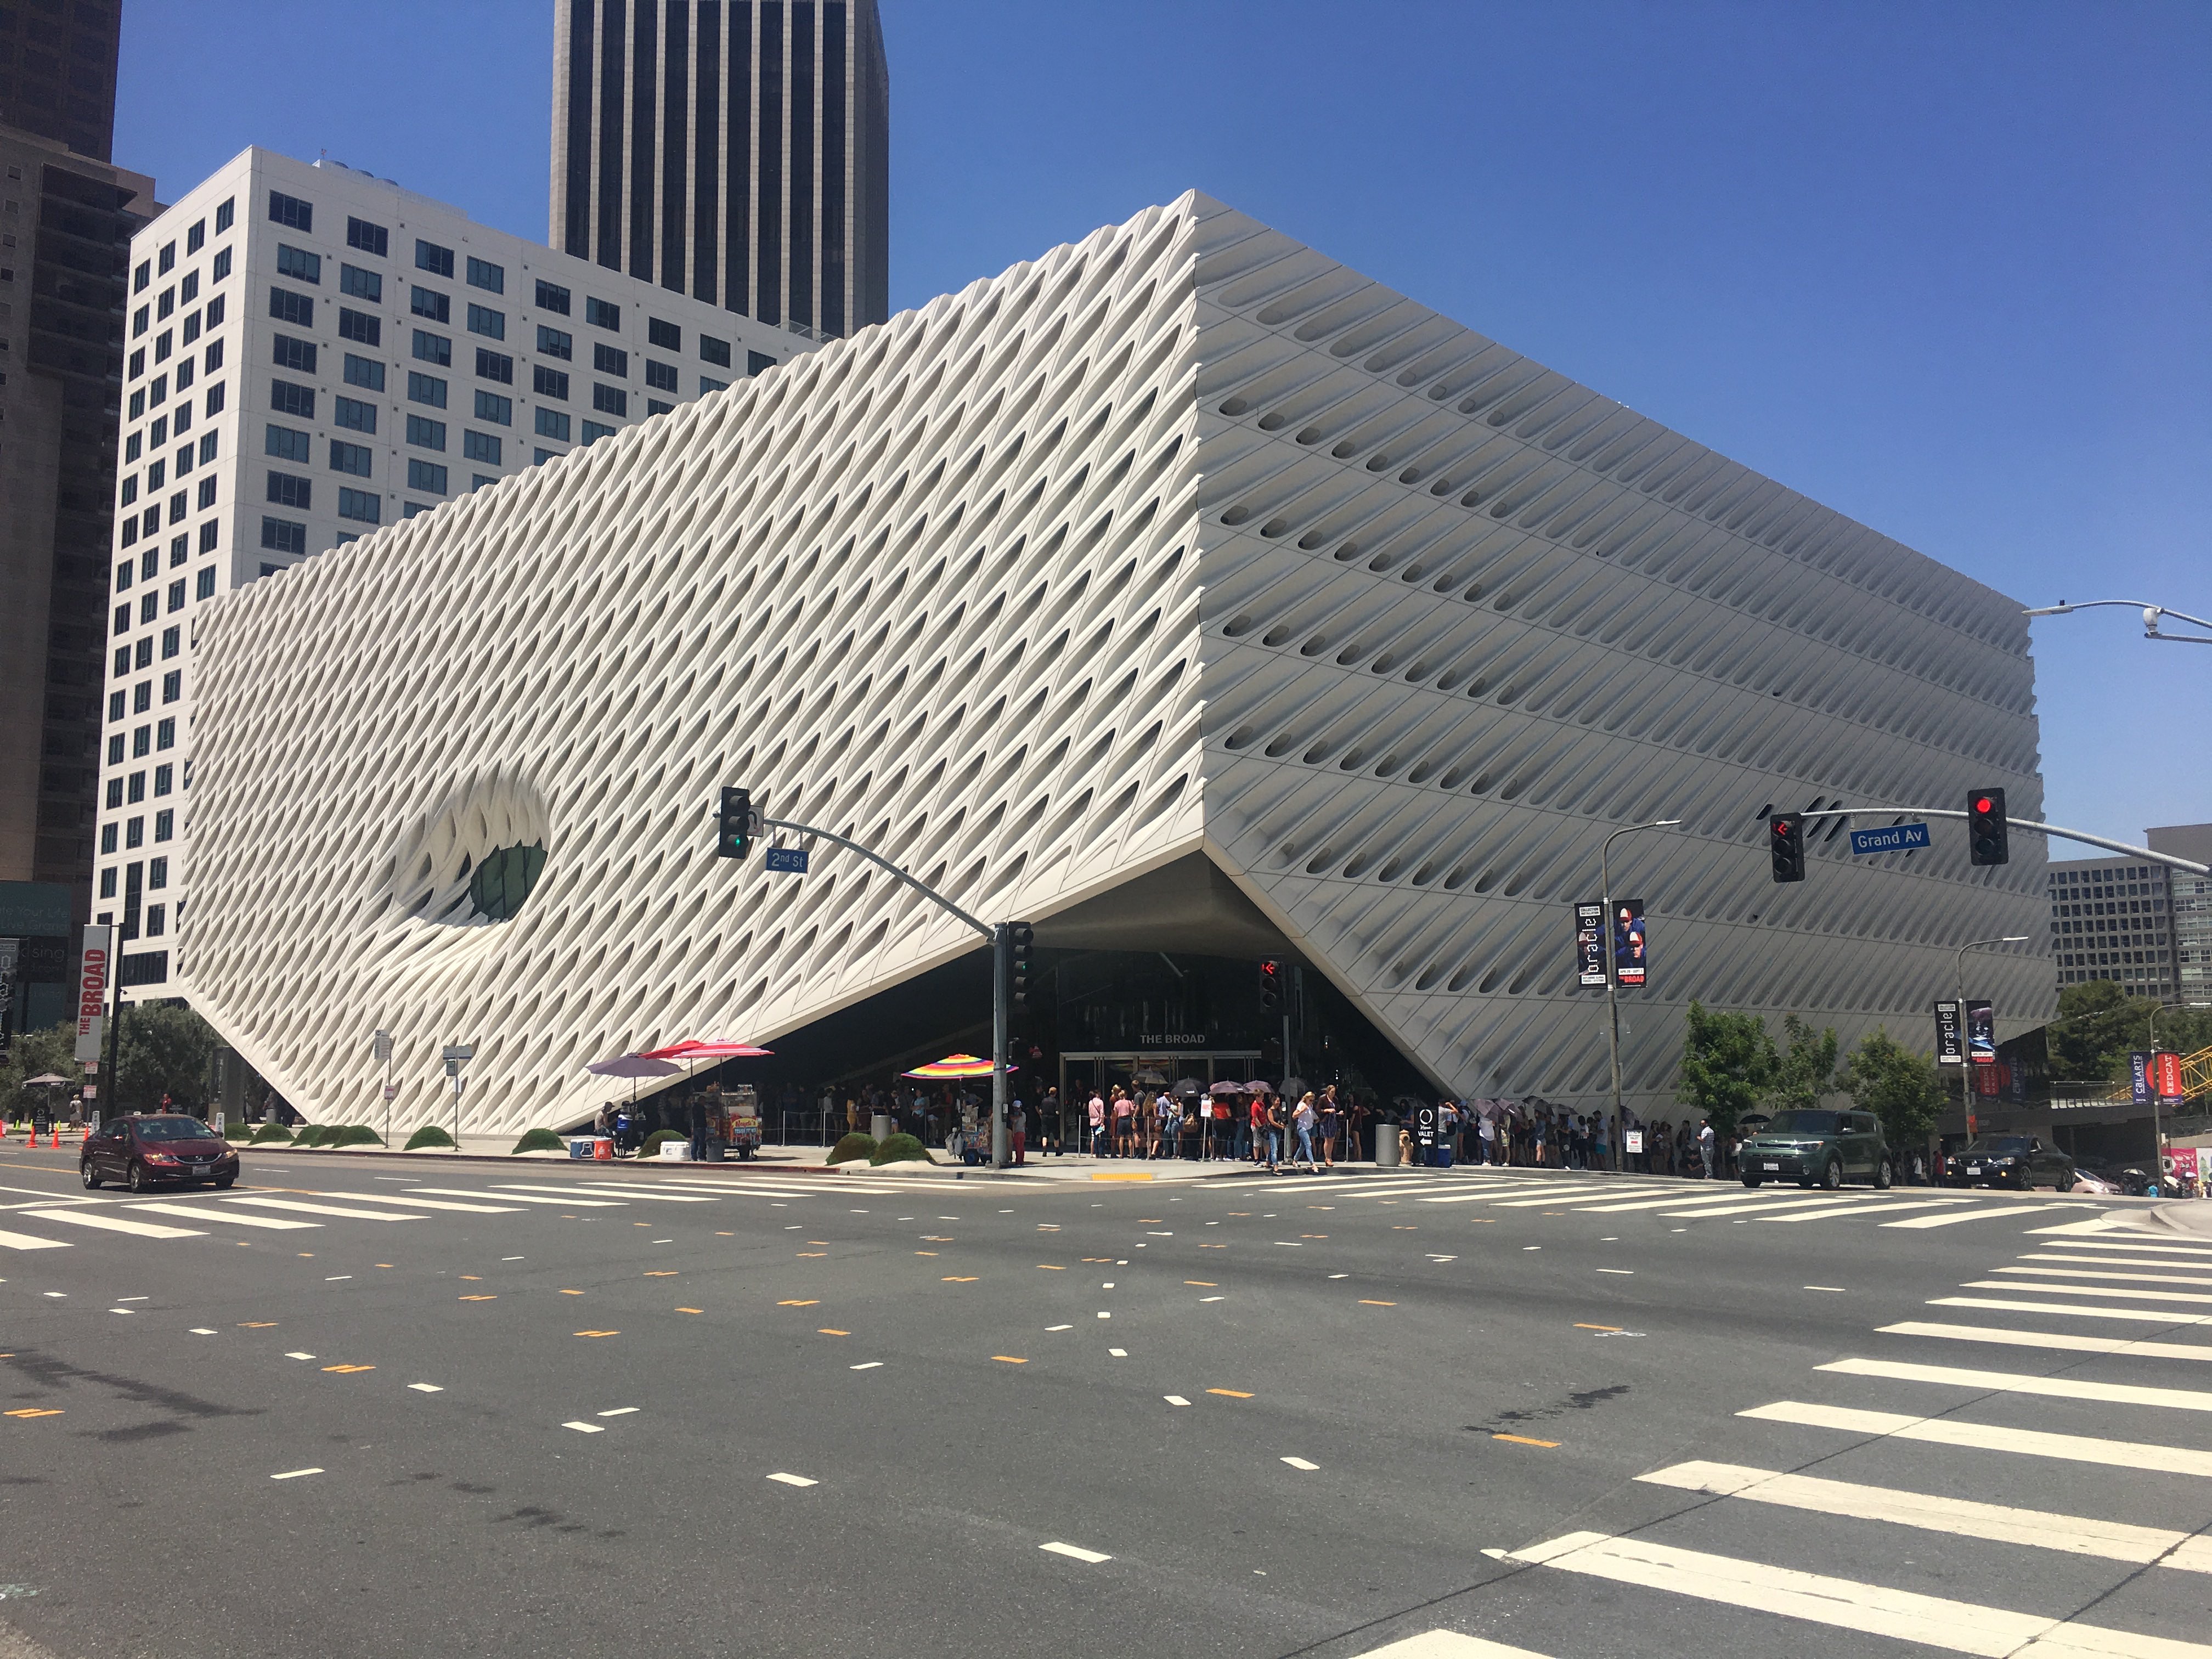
[1265,1093,1287,1175]
[1010,1099,1028,1166]
[1697,1118,1717,1180]
[1291,1092,1319,1172]
[1319,1089,1343,1169]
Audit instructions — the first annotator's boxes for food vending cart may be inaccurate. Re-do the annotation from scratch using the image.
[715,1085,761,1161]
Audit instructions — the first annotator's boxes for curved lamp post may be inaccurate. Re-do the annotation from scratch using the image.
[2024,599,2212,646]
[1601,818,1682,1166]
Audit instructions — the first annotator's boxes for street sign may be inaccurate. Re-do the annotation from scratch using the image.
[1612,900,1647,988]
[1849,822,1930,856]
[383,1083,398,1101]
[1573,902,1605,988]
[765,846,809,874]
[441,1044,474,1063]
[1934,1001,1963,1065]
[373,1029,393,1063]
[1966,1001,1995,1066]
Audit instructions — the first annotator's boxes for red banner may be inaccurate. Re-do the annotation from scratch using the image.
[2155,1050,2187,1102]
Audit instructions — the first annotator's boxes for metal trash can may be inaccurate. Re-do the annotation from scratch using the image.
[871,1112,893,1142]
[1375,1124,1401,1167]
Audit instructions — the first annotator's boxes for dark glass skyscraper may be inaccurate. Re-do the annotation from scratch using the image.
[551,0,888,341]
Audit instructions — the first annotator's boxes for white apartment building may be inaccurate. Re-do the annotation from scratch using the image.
[92,146,819,987]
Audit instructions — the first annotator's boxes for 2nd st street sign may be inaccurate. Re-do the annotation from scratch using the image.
[1850,822,1931,856]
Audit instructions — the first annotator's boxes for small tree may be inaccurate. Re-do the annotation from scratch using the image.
[115,1004,219,1113]
[2,1020,80,1122]
[1764,1013,1841,1111]
[1838,1027,1946,1156]
[1674,1002,1775,1138]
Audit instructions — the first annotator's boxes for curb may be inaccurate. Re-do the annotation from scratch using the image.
[241,1145,853,1176]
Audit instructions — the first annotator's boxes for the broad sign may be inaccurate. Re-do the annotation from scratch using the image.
[74,925,112,1063]
[1850,822,1930,856]
[1572,902,1606,987]
[765,846,809,874]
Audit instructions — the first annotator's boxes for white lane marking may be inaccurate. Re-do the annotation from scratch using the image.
[2038,1238,2212,1258]
[562,1421,605,1434]
[503,1256,524,1261]
[284,1351,316,1359]
[1165,1395,1192,1407]
[1964,1279,2212,1307]
[1329,1273,1350,1279]
[269,1468,324,1480]
[596,1407,639,1417]
[121,1203,319,1231]
[222,1197,426,1221]
[1932,1295,2212,1325]
[1039,1541,1111,1564]
[1819,1355,2212,1413]
[1765,1198,1965,1223]
[323,1274,352,1282]
[766,1472,817,1487]
[563,1185,720,1203]
[41,1290,65,1296]
[1740,1399,2212,1477]
[323,1194,522,1214]
[1506,1529,2181,1657]
[1282,1456,1319,1471]
[1097,1311,1111,1319]
[408,1383,443,1392]
[1492,1190,1689,1211]
[20,1209,202,1239]
[2022,1251,2212,1271]
[651,1239,673,1244]
[1046,1323,1073,1331]
[1108,1348,1127,1357]
[0,1229,71,1251]
[1201,1295,1226,1302]
[1996,1264,2212,1288]
[1883,1204,2074,1229]
[404,1188,624,1208]
[108,1307,133,1315]
[1881,1321,2212,1363]
[1660,1195,1884,1218]
[1641,1459,2203,1567]
[116,1295,150,1301]
[850,1362,883,1371]
[189,1327,217,1335]
[1343,1629,1559,1658]
[1594,1268,1634,1276]
[1805,1286,1847,1293]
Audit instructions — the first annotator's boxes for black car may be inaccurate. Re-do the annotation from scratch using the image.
[1739,1108,1892,1190]
[81,1114,240,1192]
[1943,1134,2075,1191]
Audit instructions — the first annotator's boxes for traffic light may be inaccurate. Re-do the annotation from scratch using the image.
[1768,812,1805,883]
[1968,788,2008,866]
[716,787,754,860]
[1259,958,1282,1009]
[1009,923,1036,1009]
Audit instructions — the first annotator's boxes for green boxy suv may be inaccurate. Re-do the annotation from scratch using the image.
[1739,1108,1892,1190]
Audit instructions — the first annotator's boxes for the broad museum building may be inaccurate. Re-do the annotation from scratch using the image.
[183,193,2049,1137]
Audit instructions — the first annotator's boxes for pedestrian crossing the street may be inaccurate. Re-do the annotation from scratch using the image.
[1404,1221,2212,1657]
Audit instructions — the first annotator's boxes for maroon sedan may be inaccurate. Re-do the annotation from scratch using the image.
[81,1114,240,1193]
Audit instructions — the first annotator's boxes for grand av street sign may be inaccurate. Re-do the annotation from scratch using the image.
[1850,821,1931,856]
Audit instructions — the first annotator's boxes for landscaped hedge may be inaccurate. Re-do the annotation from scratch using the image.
[871,1131,929,1166]
[291,1124,330,1147]
[248,1123,292,1144]
[827,1132,877,1166]
[404,1124,456,1150]
[512,1127,567,1154]
[327,1125,383,1148]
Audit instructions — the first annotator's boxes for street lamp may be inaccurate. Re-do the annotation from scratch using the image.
[1951,935,2028,1164]
[1601,817,1681,1168]
[2023,599,2212,646]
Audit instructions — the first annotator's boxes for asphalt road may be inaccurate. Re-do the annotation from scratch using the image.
[3,1146,2208,1659]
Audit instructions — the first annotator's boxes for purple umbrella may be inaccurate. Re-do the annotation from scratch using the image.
[584,1052,682,1107]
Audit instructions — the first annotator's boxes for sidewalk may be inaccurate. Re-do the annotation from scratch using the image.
[2147,1200,2212,1238]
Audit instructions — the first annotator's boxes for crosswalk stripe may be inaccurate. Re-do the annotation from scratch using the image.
[495,1184,711,1204]
[1996,1264,2212,1288]
[1763,1197,1965,1222]
[223,1197,427,1222]
[1505,1529,2204,1657]
[566,1184,724,1203]
[1931,1295,2212,1326]
[1568,1190,1830,1213]
[1419,1184,1668,1206]
[318,1193,522,1214]
[1879,1320,2212,1364]
[1495,1189,1691,1210]
[1661,1194,1886,1218]
[20,1208,203,1239]
[0,1226,72,1251]
[2021,1252,2212,1272]
[124,1203,320,1231]
[2038,1238,2212,1258]
[404,1188,625,1207]
[1637,1459,2212,1571]
[1882,1204,2075,1229]
[1350,1631,1558,1658]
[1740,1398,2212,1478]
[1818,1354,2212,1413]
[1964,1279,2212,1307]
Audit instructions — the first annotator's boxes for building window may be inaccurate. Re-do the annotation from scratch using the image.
[700,375,729,395]
[195,568,215,600]
[182,309,202,346]
[109,688,126,720]
[334,396,377,434]
[338,308,381,346]
[475,348,514,384]
[153,764,173,797]
[126,817,144,850]
[407,459,449,494]
[205,340,225,376]
[340,263,382,302]
[346,216,389,257]
[748,351,776,376]
[648,317,680,351]
[699,334,732,368]
[268,286,314,326]
[149,856,168,890]
[167,578,185,612]
[645,360,678,392]
[198,437,218,470]
[154,810,174,843]
[329,439,374,477]
[533,448,563,465]
[99,866,117,898]
[131,725,151,759]
[408,371,449,408]
[134,259,151,294]
[140,593,159,624]
[413,330,452,366]
[406,414,447,451]
[147,459,166,491]
[269,379,315,419]
[462,430,503,465]
[212,246,232,281]
[108,734,125,764]
[466,303,506,341]
[271,335,317,374]
[404,502,435,519]
[415,239,455,278]
[343,354,386,392]
[411,285,450,324]
[133,674,153,706]
[268,190,313,231]
[121,474,139,506]
[594,343,629,376]
[266,424,312,462]
[472,475,498,492]
[127,769,146,800]
[161,625,180,659]
[537,324,573,360]
[475,390,514,425]
[337,487,381,525]
[584,296,620,330]
[466,256,505,294]
[133,304,149,338]
[535,408,571,442]
[592,384,628,417]
[581,420,617,445]
[275,244,320,284]
[261,516,307,554]
[129,388,145,419]
[646,399,673,416]
[533,365,569,400]
[143,904,166,939]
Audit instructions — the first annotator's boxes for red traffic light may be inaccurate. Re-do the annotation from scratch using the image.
[1975,797,1993,813]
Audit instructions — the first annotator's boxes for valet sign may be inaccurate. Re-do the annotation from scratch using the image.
[74,923,113,1062]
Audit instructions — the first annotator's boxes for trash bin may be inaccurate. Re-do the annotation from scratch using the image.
[871,1112,893,1142]
[1375,1124,1401,1167]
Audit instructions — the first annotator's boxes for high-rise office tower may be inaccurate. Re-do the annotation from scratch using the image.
[0,0,122,162]
[550,0,888,342]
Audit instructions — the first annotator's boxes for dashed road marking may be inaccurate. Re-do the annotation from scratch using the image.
[767,1472,817,1487]
[1040,1542,1111,1564]
[269,1468,323,1479]
[1282,1457,1319,1471]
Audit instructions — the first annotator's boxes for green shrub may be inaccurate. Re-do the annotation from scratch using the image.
[291,1124,329,1147]
[870,1131,929,1166]
[827,1131,877,1166]
[248,1122,293,1144]
[327,1125,383,1148]
[512,1127,567,1155]
[640,1128,687,1158]
[404,1124,456,1150]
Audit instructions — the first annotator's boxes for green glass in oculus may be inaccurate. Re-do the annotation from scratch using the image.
[470,843,546,922]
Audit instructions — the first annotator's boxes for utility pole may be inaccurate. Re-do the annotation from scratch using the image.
[1600,819,1680,1170]
[1953,935,2027,1159]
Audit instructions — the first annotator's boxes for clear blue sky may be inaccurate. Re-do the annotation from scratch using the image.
[117,1,2210,848]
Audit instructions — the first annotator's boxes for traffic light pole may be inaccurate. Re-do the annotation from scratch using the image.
[1600,819,1681,1169]
[1791,808,2208,876]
